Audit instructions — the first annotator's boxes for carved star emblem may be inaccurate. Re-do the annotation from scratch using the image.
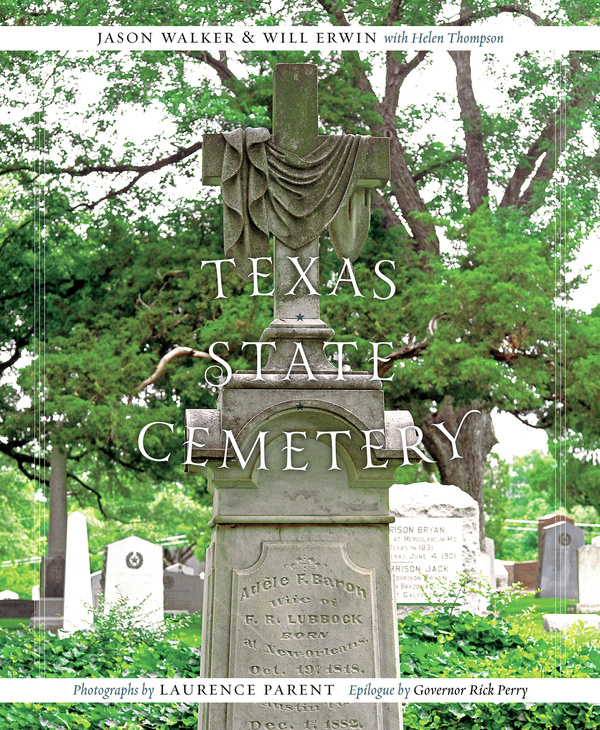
[296,313,304,321]
[296,402,305,410]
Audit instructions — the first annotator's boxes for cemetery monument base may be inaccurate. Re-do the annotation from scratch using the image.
[186,63,411,730]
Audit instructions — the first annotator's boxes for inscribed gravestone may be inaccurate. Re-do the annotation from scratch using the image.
[538,513,574,553]
[539,521,585,599]
[163,569,203,613]
[389,483,480,615]
[188,63,410,730]
[576,544,600,612]
[103,535,163,627]
[536,514,575,590]
[63,511,93,632]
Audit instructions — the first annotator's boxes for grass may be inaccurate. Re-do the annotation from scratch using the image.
[0,614,204,643]
[0,618,29,631]
[497,596,580,639]
[171,614,202,645]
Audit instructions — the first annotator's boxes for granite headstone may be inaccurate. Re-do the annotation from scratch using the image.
[539,521,585,599]
[163,569,203,613]
[90,570,102,609]
[495,560,509,590]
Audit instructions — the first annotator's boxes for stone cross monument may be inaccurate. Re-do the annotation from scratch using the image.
[187,64,414,730]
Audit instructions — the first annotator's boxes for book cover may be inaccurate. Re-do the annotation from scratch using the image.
[0,7,599,729]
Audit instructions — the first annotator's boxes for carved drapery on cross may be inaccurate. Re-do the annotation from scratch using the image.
[221,128,371,276]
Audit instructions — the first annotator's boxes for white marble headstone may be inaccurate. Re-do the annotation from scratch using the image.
[103,535,163,627]
[577,544,600,612]
[389,483,480,614]
[63,511,93,632]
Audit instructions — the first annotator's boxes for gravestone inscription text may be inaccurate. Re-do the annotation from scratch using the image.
[390,518,463,603]
[230,542,382,730]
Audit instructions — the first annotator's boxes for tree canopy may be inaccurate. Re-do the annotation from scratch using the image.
[1,1,599,547]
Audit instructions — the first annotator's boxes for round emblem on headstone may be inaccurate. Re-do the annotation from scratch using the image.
[125,551,144,569]
[559,533,572,546]
[164,575,175,589]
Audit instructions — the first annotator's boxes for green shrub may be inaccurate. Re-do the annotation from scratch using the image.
[2,594,599,729]
[399,581,600,729]
[0,602,200,729]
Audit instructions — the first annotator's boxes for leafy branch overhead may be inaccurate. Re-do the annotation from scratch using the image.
[1,0,599,532]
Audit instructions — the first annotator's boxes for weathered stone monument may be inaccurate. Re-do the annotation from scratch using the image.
[102,535,163,627]
[63,511,93,632]
[31,446,67,630]
[536,513,575,591]
[539,521,585,599]
[538,513,574,553]
[389,483,480,615]
[186,64,415,730]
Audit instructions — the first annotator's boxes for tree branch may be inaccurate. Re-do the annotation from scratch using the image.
[1,139,203,180]
[314,4,437,254]
[0,217,33,252]
[371,193,405,229]
[412,152,467,183]
[378,339,430,376]
[501,53,597,211]
[16,461,47,484]
[0,333,31,374]
[68,472,109,518]
[315,0,350,25]
[377,313,447,376]
[129,345,210,404]
[383,51,429,121]
[379,50,440,256]
[510,409,552,429]
[178,50,239,84]
[444,5,551,26]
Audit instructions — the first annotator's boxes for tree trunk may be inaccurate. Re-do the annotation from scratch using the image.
[420,400,497,549]
[41,443,68,598]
